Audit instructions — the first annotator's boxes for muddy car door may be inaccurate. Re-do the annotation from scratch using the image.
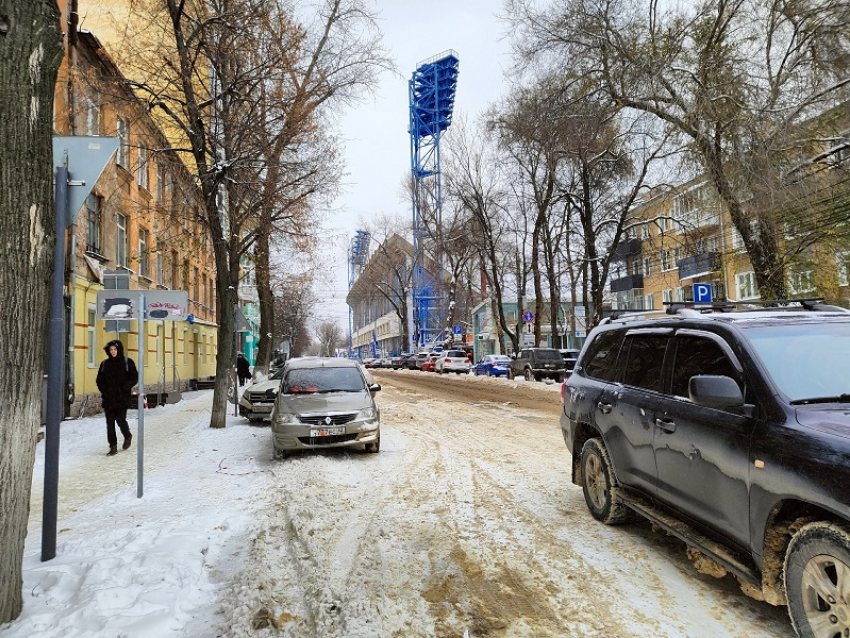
[601,329,672,494]
[652,330,757,549]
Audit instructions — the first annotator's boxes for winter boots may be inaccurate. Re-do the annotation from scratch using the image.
[122,433,132,450]
[107,445,118,456]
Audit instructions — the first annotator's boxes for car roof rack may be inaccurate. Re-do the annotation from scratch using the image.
[664,298,850,314]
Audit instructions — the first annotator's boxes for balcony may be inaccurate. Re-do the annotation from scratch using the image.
[678,252,719,280]
[610,273,644,292]
[613,238,642,261]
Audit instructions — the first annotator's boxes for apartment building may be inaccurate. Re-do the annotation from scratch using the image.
[611,165,850,311]
[54,11,218,415]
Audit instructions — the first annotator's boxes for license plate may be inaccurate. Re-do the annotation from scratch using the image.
[310,426,345,437]
[253,405,273,412]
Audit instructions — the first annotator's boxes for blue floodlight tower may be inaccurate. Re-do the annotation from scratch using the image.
[409,50,459,348]
[347,230,371,357]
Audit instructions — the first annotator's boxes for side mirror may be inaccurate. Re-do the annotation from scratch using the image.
[689,375,748,412]
[369,383,381,393]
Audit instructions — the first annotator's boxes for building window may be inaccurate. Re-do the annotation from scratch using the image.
[87,305,97,367]
[838,252,850,287]
[788,267,814,295]
[156,247,164,286]
[736,271,759,300]
[193,267,199,301]
[117,117,129,168]
[85,95,100,136]
[661,250,674,271]
[85,193,102,254]
[645,293,655,310]
[675,286,687,302]
[171,250,179,288]
[138,145,148,190]
[662,289,673,304]
[643,256,652,276]
[116,213,127,268]
[138,228,149,278]
[156,163,165,202]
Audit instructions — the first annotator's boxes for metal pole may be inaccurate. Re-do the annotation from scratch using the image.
[137,294,144,498]
[42,166,68,562]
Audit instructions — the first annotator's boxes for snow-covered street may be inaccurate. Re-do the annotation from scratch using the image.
[2,374,795,637]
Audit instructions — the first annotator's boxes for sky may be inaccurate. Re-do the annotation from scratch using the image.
[313,1,514,326]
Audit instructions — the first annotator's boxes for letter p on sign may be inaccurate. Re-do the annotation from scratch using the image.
[693,283,713,303]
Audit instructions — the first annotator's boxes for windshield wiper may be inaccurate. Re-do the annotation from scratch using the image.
[791,393,850,405]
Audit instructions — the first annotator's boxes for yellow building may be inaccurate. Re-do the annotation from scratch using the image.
[612,170,850,311]
[54,8,218,415]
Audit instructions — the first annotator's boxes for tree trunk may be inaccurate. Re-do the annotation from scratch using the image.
[0,0,62,622]
[254,230,273,373]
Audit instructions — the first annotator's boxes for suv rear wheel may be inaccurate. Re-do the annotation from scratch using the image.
[785,521,850,638]
[524,368,533,381]
[580,438,633,525]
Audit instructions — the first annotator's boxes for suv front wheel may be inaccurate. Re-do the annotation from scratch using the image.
[580,438,633,525]
[785,521,850,638]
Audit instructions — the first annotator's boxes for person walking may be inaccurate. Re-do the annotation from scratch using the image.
[96,340,139,456]
[236,352,251,386]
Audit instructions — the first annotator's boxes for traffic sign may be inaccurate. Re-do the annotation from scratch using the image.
[693,283,713,303]
[522,310,535,323]
[96,290,189,321]
[453,325,462,335]
[53,136,119,224]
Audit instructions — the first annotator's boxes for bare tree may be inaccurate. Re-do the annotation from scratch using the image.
[0,0,63,622]
[315,321,344,356]
[508,0,850,299]
[445,121,522,352]
[107,0,388,426]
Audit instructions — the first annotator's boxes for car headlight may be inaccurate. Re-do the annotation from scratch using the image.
[356,406,376,421]
[274,412,299,425]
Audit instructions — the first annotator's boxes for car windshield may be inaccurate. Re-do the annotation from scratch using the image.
[743,321,850,403]
[270,367,286,381]
[283,367,366,394]
[491,356,509,363]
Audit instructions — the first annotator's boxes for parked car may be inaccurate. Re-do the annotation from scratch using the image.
[271,357,381,458]
[238,367,285,422]
[434,350,471,374]
[559,348,581,376]
[561,301,850,636]
[420,354,439,373]
[391,353,413,369]
[507,347,566,381]
[406,352,426,370]
[472,354,511,377]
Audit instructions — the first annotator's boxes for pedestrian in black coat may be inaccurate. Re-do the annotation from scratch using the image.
[96,339,139,456]
[236,352,251,386]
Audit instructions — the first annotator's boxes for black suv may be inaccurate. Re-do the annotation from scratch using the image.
[508,347,566,382]
[561,301,850,637]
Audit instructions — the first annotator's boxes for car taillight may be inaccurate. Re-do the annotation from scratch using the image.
[464,359,469,363]
[445,358,450,362]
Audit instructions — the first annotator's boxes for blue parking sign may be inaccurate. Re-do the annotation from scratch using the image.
[693,283,713,303]
[453,325,462,335]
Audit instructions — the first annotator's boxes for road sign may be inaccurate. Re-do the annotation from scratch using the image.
[574,306,586,317]
[522,310,535,323]
[53,136,119,225]
[96,290,189,321]
[576,331,585,338]
[453,324,462,335]
[693,283,713,303]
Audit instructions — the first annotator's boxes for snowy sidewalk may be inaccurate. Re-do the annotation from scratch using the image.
[1,390,272,638]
